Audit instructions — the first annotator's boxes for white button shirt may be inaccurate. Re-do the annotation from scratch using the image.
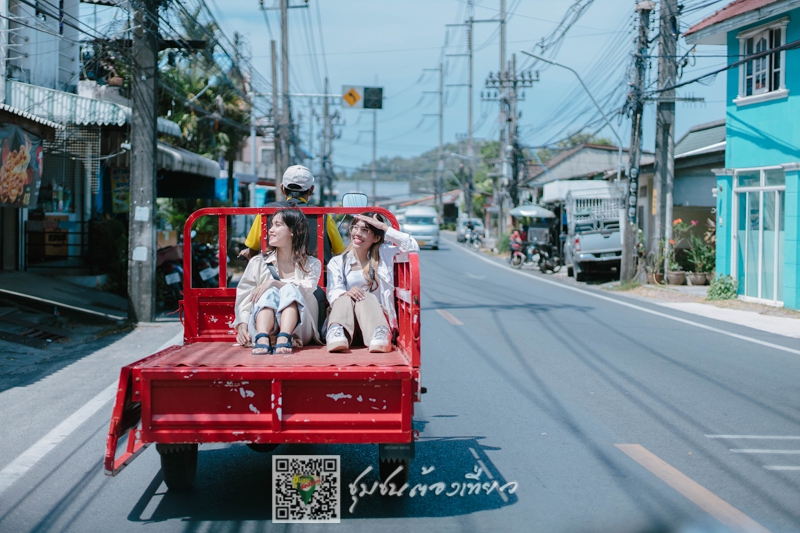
[326,227,420,328]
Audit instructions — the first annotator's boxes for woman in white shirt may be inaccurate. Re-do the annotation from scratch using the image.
[234,209,321,354]
[326,213,419,353]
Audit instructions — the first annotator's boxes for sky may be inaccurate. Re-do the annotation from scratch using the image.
[84,0,732,175]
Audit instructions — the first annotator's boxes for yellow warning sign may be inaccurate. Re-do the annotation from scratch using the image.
[343,87,361,107]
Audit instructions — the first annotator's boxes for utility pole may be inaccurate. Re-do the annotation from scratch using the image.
[655,0,679,275]
[321,78,329,205]
[278,0,290,199]
[271,40,282,200]
[446,1,475,216]
[621,1,653,282]
[498,0,507,237]
[371,110,377,204]
[423,64,444,218]
[128,0,160,322]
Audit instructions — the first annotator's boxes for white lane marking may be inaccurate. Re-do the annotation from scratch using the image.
[0,329,183,497]
[436,309,464,326]
[469,447,507,502]
[707,435,800,439]
[763,466,800,471]
[448,238,800,357]
[730,449,800,454]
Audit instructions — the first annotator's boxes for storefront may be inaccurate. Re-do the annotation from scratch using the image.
[0,106,60,271]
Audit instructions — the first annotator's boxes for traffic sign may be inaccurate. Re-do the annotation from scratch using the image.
[341,86,383,109]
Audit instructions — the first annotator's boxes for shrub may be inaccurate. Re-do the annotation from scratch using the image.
[707,275,738,300]
[497,230,511,253]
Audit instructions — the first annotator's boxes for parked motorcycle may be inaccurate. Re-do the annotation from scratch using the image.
[156,245,183,310]
[537,242,563,274]
[509,241,539,269]
[192,242,233,288]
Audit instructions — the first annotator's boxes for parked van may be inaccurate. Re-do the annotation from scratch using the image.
[402,206,440,250]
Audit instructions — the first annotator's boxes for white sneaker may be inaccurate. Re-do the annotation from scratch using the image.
[326,324,349,352]
[369,326,392,353]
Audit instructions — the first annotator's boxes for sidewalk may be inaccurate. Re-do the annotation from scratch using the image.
[0,271,127,322]
[607,282,800,339]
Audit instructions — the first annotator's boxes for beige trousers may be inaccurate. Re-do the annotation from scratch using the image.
[328,292,389,344]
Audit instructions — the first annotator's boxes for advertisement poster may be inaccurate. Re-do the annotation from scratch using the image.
[110,167,130,214]
[0,124,44,208]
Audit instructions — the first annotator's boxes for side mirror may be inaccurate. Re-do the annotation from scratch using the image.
[342,192,368,208]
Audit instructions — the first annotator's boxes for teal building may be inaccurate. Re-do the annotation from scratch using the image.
[686,0,800,309]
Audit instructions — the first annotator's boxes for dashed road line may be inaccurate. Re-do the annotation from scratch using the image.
[763,466,800,471]
[436,309,464,326]
[616,444,771,533]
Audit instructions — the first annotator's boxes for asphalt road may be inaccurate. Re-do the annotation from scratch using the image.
[1,237,799,532]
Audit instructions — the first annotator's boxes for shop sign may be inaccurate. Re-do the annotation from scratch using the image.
[0,124,43,208]
[110,167,130,214]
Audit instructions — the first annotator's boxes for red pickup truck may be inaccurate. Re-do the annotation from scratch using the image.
[104,206,422,491]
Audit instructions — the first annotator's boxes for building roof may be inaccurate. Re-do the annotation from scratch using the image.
[684,0,795,44]
[525,143,653,186]
[6,80,181,138]
[0,103,63,130]
[675,119,726,157]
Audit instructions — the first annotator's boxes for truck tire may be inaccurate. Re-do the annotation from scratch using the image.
[157,443,198,492]
[379,458,409,488]
[567,266,574,277]
[575,263,587,282]
[247,443,280,453]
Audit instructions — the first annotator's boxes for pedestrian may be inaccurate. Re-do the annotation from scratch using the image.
[325,213,419,353]
[233,208,322,355]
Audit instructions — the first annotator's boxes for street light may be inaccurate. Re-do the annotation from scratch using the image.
[521,51,624,182]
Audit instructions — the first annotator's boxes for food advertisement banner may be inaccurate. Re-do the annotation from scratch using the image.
[0,125,43,208]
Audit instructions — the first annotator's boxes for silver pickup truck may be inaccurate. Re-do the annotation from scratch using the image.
[564,188,625,281]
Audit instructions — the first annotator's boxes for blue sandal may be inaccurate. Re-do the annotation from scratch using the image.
[274,332,294,354]
[252,333,272,355]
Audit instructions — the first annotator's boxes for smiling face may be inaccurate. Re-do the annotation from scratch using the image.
[349,221,381,252]
[268,213,293,249]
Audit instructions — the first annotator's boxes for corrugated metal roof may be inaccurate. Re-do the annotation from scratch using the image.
[675,119,726,156]
[0,103,63,130]
[7,80,181,137]
[157,142,220,178]
[684,0,780,36]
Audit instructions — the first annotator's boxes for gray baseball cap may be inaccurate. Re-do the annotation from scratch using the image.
[282,165,314,190]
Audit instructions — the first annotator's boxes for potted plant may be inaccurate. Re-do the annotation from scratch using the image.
[686,234,709,285]
[703,218,716,283]
[645,249,664,284]
[666,219,690,285]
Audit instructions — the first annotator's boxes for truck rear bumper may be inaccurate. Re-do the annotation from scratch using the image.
[105,344,418,476]
[574,251,622,264]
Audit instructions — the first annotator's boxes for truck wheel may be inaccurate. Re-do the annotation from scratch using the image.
[157,443,198,492]
[432,245,439,250]
[567,266,574,277]
[575,263,587,282]
[379,458,409,488]
[247,443,280,453]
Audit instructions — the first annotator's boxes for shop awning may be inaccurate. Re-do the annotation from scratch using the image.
[6,80,181,138]
[157,142,220,178]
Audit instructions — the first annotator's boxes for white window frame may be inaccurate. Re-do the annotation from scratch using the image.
[735,17,789,106]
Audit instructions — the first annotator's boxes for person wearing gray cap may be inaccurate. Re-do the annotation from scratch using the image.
[239,165,345,261]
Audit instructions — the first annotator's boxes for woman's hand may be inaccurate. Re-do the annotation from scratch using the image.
[355,214,389,233]
[236,323,251,346]
[250,279,276,303]
[345,287,365,302]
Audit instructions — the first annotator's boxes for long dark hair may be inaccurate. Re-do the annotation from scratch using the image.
[343,212,387,292]
[264,208,310,274]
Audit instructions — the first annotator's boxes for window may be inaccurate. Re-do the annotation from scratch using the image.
[737,19,788,103]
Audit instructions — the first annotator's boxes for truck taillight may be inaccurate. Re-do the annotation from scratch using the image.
[574,236,580,252]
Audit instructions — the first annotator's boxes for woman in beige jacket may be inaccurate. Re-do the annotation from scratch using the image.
[233,209,321,354]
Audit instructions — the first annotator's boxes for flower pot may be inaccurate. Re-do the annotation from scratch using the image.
[666,271,686,285]
[646,272,664,284]
[688,272,707,286]
[706,272,715,283]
